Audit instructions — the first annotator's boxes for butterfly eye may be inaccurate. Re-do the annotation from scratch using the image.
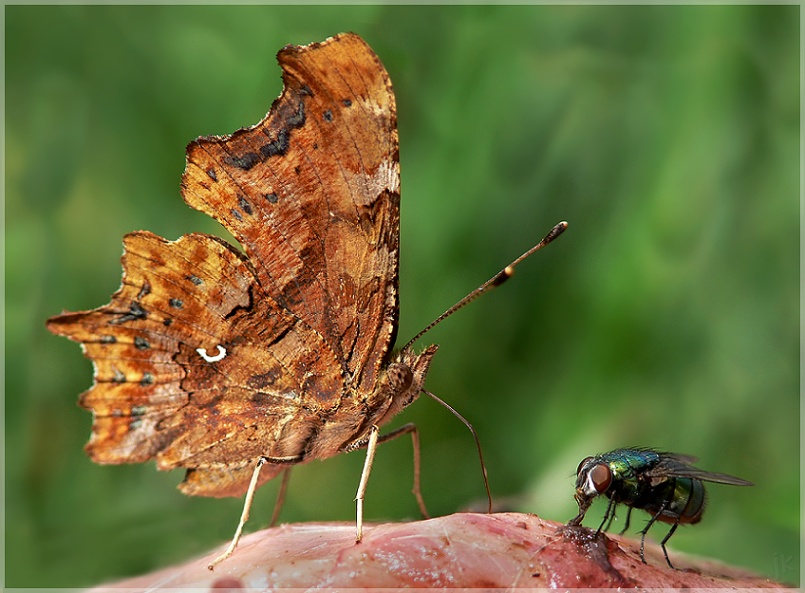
[589,463,612,493]
[576,456,594,476]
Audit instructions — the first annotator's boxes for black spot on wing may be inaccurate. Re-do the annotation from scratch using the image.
[226,152,260,171]
[238,195,253,215]
[110,302,147,325]
[260,129,290,159]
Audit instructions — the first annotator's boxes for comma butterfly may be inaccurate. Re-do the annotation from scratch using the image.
[46,33,566,568]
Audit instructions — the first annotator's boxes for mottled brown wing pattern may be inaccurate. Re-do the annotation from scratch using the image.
[46,34,406,499]
[47,231,345,496]
[181,33,400,395]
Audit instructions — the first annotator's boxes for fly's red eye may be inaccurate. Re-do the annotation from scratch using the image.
[576,456,594,476]
[589,463,612,493]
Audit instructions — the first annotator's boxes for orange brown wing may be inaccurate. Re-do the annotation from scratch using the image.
[47,231,344,496]
[181,33,400,395]
[46,34,401,497]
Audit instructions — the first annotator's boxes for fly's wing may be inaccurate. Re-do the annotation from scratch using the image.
[657,451,699,465]
[646,453,754,486]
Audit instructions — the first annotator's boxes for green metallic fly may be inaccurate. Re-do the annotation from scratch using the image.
[567,448,753,568]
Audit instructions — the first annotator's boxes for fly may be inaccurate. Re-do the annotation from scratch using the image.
[567,447,753,568]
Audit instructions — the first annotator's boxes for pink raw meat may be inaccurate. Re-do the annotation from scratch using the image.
[89,512,785,590]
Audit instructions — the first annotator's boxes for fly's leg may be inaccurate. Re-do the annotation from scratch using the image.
[659,520,682,569]
[602,506,617,532]
[597,497,618,534]
[638,489,674,565]
[618,506,633,535]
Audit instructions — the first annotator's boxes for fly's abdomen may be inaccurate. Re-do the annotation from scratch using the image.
[644,478,706,525]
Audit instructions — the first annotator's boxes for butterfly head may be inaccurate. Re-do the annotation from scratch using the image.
[375,344,439,425]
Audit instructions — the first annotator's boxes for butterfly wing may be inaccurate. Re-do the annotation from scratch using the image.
[47,231,343,496]
[47,34,401,497]
[181,33,400,395]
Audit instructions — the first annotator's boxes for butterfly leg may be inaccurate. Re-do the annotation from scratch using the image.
[355,425,380,542]
[208,457,268,570]
[269,467,292,527]
[353,422,429,542]
[208,455,301,570]
[375,422,429,518]
[421,389,491,513]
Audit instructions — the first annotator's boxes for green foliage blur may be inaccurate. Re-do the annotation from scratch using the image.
[7,5,798,588]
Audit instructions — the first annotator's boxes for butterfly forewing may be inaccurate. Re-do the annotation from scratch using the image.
[180,34,400,394]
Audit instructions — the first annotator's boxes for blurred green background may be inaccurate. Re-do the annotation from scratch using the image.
[7,5,799,588]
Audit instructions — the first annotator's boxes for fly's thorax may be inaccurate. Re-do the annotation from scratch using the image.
[372,344,438,428]
[596,449,657,503]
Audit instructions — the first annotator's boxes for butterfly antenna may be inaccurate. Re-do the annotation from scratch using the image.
[402,221,568,352]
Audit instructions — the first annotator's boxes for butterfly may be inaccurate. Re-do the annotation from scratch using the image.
[47,32,567,568]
